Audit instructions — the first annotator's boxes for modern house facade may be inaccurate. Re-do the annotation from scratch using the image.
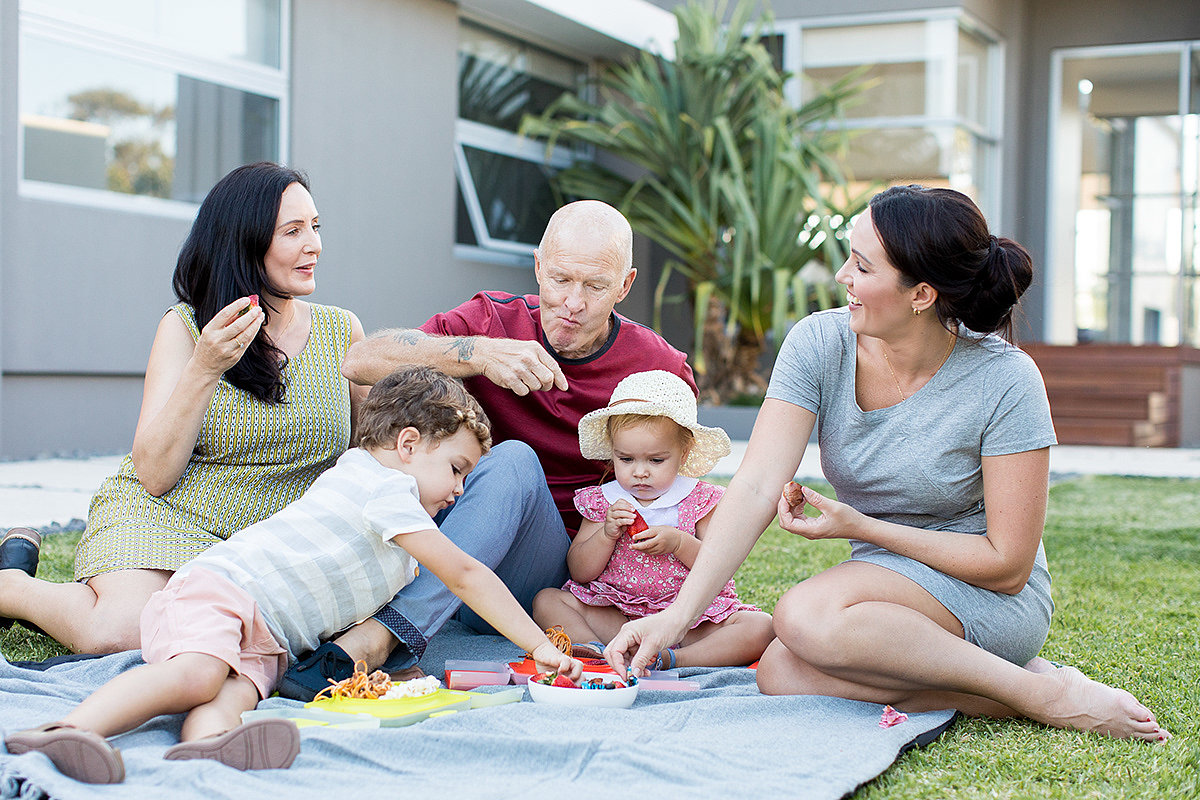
[648,0,1200,446]
[1,0,1197,458]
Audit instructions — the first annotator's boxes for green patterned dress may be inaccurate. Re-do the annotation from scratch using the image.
[73,302,354,580]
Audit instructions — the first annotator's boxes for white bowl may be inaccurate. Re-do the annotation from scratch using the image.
[526,673,638,708]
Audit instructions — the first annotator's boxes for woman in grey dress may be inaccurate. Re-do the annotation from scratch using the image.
[605,185,1168,742]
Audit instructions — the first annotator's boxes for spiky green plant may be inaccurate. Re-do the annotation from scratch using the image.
[522,0,869,401]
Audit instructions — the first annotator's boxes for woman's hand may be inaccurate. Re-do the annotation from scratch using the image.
[530,643,584,683]
[604,499,636,540]
[630,526,687,556]
[192,297,264,377]
[131,297,262,496]
[605,610,688,677]
[776,484,864,541]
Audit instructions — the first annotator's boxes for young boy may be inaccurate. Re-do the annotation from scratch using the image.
[5,366,582,784]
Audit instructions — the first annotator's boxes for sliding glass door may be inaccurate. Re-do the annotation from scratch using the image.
[1049,43,1200,346]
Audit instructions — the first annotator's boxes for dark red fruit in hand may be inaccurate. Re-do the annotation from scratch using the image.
[628,511,649,535]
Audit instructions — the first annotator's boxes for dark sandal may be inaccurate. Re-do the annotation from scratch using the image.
[0,527,41,631]
[0,527,41,576]
[4,722,124,784]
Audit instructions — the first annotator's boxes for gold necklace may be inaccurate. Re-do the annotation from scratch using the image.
[880,333,956,402]
[271,301,299,342]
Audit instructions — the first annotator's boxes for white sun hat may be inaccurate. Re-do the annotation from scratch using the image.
[578,370,731,478]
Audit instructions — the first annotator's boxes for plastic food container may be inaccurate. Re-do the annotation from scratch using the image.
[525,673,638,708]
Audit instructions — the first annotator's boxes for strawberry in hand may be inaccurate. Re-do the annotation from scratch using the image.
[627,511,649,536]
[237,294,260,318]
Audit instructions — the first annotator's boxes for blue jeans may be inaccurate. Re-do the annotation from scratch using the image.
[372,440,570,670]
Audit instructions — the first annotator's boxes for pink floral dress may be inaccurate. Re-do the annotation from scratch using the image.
[564,477,759,627]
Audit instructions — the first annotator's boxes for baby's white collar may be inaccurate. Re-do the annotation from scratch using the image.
[601,475,698,509]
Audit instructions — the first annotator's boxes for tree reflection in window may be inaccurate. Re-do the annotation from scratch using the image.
[67,88,175,198]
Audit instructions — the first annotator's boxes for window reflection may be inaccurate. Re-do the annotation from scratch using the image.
[1057,49,1196,345]
[461,146,559,246]
[455,22,585,255]
[458,23,581,132]
[21,36,278,202]
[796,18,1000,220]
[31,0,281,66]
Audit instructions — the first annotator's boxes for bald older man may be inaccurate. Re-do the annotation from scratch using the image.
[278,201,696,698]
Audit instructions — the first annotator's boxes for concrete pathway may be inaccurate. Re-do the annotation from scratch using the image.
[1,445,1198,530]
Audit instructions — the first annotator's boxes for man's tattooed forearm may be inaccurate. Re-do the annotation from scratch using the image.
[444,337,475,362]
[387,329,427,346]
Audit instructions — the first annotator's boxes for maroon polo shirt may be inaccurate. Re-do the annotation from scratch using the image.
[420,292,696,534]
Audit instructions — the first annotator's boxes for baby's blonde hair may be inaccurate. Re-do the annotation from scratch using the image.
[606,413,694,456]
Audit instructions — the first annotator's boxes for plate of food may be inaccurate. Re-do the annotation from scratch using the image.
[525,671,639,708]
[305,661,473,726]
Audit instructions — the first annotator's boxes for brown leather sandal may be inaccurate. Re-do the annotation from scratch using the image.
[163,718,300,771]
[5,722,124,784]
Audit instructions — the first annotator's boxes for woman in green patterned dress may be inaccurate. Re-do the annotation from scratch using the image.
[0,162,367,654]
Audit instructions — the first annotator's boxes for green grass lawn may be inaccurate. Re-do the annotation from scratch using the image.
[3,475,1197,797]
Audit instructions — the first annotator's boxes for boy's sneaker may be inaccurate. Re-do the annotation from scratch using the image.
[275,642,356,701]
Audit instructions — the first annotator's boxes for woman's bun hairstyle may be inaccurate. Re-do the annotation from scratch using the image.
[868,185,1033,341]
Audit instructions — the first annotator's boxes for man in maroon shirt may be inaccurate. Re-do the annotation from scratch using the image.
[278,201,695,699]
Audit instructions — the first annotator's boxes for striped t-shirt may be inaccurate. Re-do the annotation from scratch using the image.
[174,448,431,658]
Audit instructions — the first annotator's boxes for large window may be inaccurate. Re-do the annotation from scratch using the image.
[768,12,1002,224]
[18,0,286,212]
[455,22,586,263]
[1048,43,1200,346]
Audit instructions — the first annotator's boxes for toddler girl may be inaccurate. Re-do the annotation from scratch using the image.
[533,370,773,670]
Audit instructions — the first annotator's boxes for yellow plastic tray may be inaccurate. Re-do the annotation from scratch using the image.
[306,688,473,727]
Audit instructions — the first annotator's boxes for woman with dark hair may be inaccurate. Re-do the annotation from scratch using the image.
[606,185,1169,742]
[0,162,366,654]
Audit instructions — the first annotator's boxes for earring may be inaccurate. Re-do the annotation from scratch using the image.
[912,307,921,316]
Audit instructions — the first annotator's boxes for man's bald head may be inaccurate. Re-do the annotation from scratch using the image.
[537,200,633,276]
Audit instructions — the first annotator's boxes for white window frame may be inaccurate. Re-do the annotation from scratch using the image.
[17,0,290,218]
[1045,40,1200,345]
[454,15,592,267]
[763,8,1004,228]
[455,119,575,260]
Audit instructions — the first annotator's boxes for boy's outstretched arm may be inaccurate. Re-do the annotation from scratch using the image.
[393,528,583,681]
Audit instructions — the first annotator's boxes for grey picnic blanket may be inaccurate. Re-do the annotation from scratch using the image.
[0,621,955,799]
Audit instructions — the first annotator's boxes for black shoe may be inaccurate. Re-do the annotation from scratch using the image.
[0,527,41,631]
[0,527,41,576]
[275,642,356,702]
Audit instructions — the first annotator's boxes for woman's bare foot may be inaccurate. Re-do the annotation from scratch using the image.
[1032,666,1169,742]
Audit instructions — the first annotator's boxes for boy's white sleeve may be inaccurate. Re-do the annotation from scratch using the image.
[361,472,436,542]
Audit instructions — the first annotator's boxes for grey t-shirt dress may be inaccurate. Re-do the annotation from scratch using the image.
[766,309,1058,665]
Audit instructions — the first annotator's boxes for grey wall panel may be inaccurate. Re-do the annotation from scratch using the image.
[1,0,12,455]
[288,0,533,335]
[2,374,143,458]
[4,198,185,373]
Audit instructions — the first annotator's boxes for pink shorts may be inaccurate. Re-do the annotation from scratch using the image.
[141,567,289,700]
